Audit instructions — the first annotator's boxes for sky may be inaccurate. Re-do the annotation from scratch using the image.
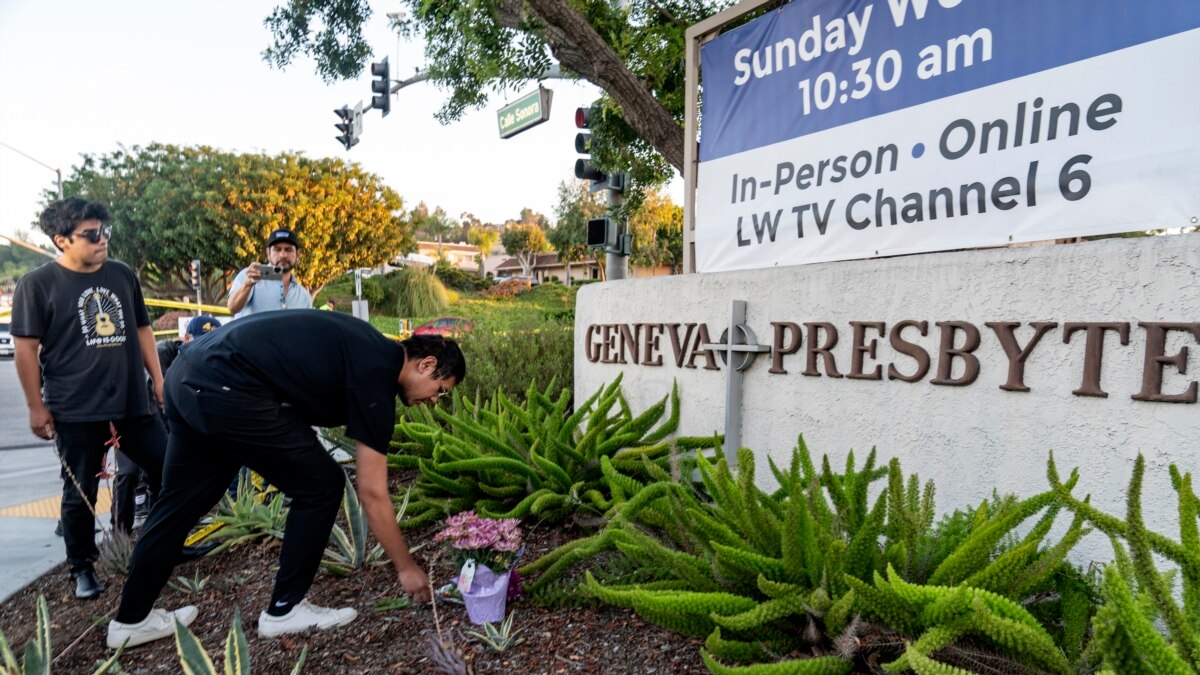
[0,0,667,248]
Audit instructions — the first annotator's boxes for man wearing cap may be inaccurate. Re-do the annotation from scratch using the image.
[158,314,222,374]
[227,229,312,318]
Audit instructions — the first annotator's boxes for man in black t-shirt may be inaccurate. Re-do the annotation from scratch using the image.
[108,310,466,649]
[11,198,169,602]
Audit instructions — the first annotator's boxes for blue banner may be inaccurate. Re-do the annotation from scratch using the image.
[700,0,1200,161]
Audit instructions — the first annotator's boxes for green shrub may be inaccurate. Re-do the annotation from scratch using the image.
[522,440,1094,673]
[455,313,573,402]
[433,259,488,291]
[394,266,450,318]
[359,276,386,306]
[1049,453,1200,673]
[393,378,720,528]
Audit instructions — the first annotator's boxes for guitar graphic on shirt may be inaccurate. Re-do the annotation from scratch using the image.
[93,291,116,337]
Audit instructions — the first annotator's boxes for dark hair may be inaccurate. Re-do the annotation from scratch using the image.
[39,198,110,249]
[402,334,467,383]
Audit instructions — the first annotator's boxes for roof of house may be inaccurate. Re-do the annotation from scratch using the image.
[416,241,478,253]
[495,252,600,272]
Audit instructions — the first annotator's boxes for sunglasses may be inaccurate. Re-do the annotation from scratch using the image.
[69,225,112,244]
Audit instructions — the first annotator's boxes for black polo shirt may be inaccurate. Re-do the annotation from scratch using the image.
[179,310,404,453]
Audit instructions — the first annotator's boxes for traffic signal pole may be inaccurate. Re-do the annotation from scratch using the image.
[575,104,629,281]
[606,188,627,281]
[189,259,202,312]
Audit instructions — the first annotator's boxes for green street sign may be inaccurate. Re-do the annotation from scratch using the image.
[497,86,553,139]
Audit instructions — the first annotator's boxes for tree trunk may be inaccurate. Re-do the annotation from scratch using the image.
[518,252,534,277]
[499,0,685,172]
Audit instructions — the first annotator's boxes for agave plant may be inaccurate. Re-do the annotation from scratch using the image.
[321,481,411,576]
[98,527,136,577]
[462,611,525,653]
[168,571,209,595]
[174,609,307,674]
[207,477,287,554]
[0,595,124,674]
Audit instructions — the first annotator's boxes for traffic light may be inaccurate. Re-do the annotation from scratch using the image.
[334,105,360,150]
[587,217,608,248]
[574,105,606,186]
[370,57,390,117]
[189,259,200,290]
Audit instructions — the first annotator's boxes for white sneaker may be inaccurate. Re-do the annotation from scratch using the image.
[106,606,198,649]
[257,600,357,638]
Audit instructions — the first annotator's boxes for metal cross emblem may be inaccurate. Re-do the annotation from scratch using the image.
[701,300,769,465]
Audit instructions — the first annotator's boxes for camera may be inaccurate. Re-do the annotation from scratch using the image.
[254,263,285,280]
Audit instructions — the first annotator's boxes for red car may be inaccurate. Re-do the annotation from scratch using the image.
[412,317,473,337]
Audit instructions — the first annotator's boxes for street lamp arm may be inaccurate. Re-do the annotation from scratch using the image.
[0,141,63,199]
[389,64,569,95]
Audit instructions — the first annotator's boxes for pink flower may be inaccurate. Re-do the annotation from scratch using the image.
[435,511,524,572]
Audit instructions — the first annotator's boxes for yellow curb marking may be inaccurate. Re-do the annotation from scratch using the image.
[0,488,112,519]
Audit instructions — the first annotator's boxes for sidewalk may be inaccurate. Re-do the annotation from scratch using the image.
[0,436,350,604]
[0,516,64,603]
[0,489,113,604]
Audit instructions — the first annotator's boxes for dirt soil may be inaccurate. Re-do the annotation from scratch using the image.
[0,507,706,673]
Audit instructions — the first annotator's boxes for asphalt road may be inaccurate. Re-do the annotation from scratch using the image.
[0,356,60,510]
[0,355,67,603]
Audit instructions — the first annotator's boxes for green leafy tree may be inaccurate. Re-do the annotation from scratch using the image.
[56,143,415,300]
[262,0,739,196]
[410,203,457,258]
[467,224,500,277]
[549,179,606,285]
[500,209,550,277]
[627,188,683,273]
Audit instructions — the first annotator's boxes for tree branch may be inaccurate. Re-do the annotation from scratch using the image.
[512,0,685,172]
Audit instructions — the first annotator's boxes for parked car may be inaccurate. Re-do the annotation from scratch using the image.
[412,317,473,337]
[0,320,12,358]
[496,275,537,288]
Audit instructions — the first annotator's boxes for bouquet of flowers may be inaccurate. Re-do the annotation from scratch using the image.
[434,510,523,573]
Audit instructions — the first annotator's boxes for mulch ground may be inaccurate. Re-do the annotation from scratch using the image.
[0,510,706,674]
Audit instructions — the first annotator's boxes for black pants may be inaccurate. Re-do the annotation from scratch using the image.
[116,358,345,623]
[112,450,154,534]
[54,415,166,572]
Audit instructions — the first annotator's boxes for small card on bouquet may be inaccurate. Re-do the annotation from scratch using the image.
[458,559,477,593]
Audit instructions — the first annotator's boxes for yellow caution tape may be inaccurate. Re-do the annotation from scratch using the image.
[145,298,230,314]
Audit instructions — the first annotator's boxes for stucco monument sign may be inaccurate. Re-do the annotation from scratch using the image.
[577,1,1200,566]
